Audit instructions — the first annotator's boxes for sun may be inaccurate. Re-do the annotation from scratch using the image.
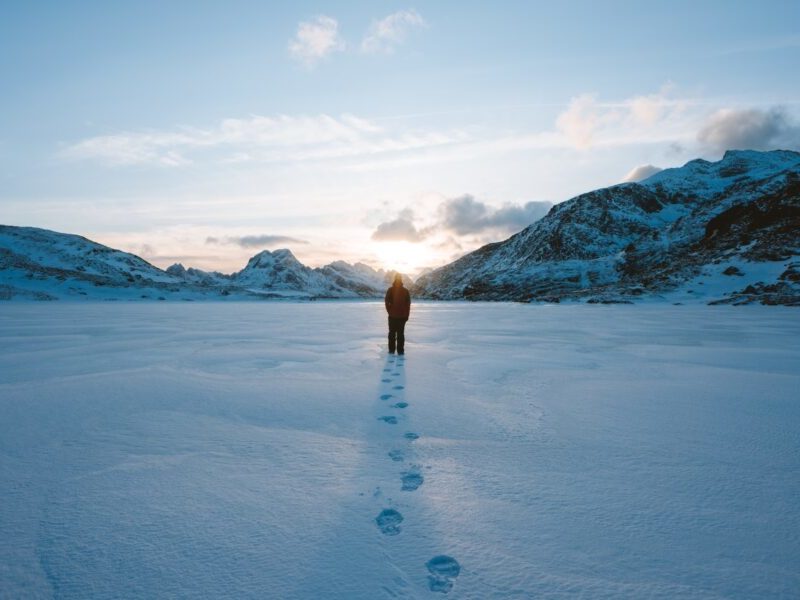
[372,241,437,276]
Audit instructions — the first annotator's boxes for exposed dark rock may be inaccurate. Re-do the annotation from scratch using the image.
[414,150,800,306]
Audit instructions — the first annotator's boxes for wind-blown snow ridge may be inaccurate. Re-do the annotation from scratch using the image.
[414,149,800,305]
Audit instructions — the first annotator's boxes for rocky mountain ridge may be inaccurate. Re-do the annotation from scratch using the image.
[413,150,800,305]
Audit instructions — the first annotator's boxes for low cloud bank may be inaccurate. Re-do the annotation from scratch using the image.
[439,195,552,235]
[698,107,799,153]
[206,235,309,248]
[371,196,552,243]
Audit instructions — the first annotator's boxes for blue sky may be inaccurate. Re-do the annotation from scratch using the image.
[2,1,799,273]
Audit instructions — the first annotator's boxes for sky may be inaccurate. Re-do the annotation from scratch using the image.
[1,1,799,275]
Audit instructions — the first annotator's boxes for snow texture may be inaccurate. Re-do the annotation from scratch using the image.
[1,302,799,599]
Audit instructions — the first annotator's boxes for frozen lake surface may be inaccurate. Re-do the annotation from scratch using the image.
[1,302,798,598]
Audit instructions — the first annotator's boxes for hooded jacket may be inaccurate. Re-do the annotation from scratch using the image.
[385,282,411,319]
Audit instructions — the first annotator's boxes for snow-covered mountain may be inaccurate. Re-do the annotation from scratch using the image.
[0,227,392,301]
[319,261,405,296]
[414,150,800,305]
[0,226,189,300]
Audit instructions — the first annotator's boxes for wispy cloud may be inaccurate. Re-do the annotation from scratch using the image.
[361,9,426,54]
[206,234,309,248]
[61,113,468,167]
[60,87,800,173]
[715,33,800,56]
[555,85,690,149]
[62,131,197,166]
[288,15,345,67]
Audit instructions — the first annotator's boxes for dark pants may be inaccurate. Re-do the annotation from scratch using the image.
[388,317,407,354]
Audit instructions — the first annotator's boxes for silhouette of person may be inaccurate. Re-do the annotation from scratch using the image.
[385,274,411,355]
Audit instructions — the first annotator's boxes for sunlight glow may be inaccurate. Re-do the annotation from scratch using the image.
[372,241,437,276]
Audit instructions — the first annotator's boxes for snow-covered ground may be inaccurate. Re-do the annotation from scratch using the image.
[1,303,798,599]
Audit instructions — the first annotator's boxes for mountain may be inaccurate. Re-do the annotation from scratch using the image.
[319,261,402,297]
[0,226,187,300]
[414,150,800,305]
[0,227,391,301]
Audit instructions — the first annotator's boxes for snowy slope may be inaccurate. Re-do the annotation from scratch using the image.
[0,227,391,301]
[414,150,800,305]
[1,303,798,598]
[0,225,191,300]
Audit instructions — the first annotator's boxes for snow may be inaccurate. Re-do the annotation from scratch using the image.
[661,258,793,304]
[1,303,799,598]
[640,149,800,198]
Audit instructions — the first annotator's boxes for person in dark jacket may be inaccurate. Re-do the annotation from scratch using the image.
[384,274,411,355]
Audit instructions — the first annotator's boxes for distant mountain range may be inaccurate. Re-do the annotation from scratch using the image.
[1,150,798,304]
[414,149,800,305]
[0,227,398,301]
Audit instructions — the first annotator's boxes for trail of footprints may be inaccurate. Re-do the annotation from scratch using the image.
[373,354,461,594]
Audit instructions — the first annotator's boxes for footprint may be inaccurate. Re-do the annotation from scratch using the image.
[393,385,404,390]
[380,394,393,400]
[376,509,403,536]
[382,378,391,383]
[378,416,398,425]
[403,432,419,441]
[426,556,461,593]
[401,466,424,491]
[383,368,391,372]
[388,449,405,462]
[392,402,408,409]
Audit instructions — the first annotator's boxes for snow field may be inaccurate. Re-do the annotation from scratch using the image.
[0,302,799,598]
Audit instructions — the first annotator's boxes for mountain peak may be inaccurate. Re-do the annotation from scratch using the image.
[166,263,186,275]
[244,248,301,269]
[271,248,297,260]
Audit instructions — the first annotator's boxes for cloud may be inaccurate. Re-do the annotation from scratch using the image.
[371,210,425,242]
[622,164,663,182]
[555,94,604,149]
[697,107,799,153]
[61,132,196,166]
[289,15,345,66]
[371,196,551,244]
[439,195,552,235]
[555,85,689,149]
[206,235,308,248]
[361,9,426,53]
[134,243,155,256]
[61,113,466,167]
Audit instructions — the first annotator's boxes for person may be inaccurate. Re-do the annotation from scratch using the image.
[384,273,411,355]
